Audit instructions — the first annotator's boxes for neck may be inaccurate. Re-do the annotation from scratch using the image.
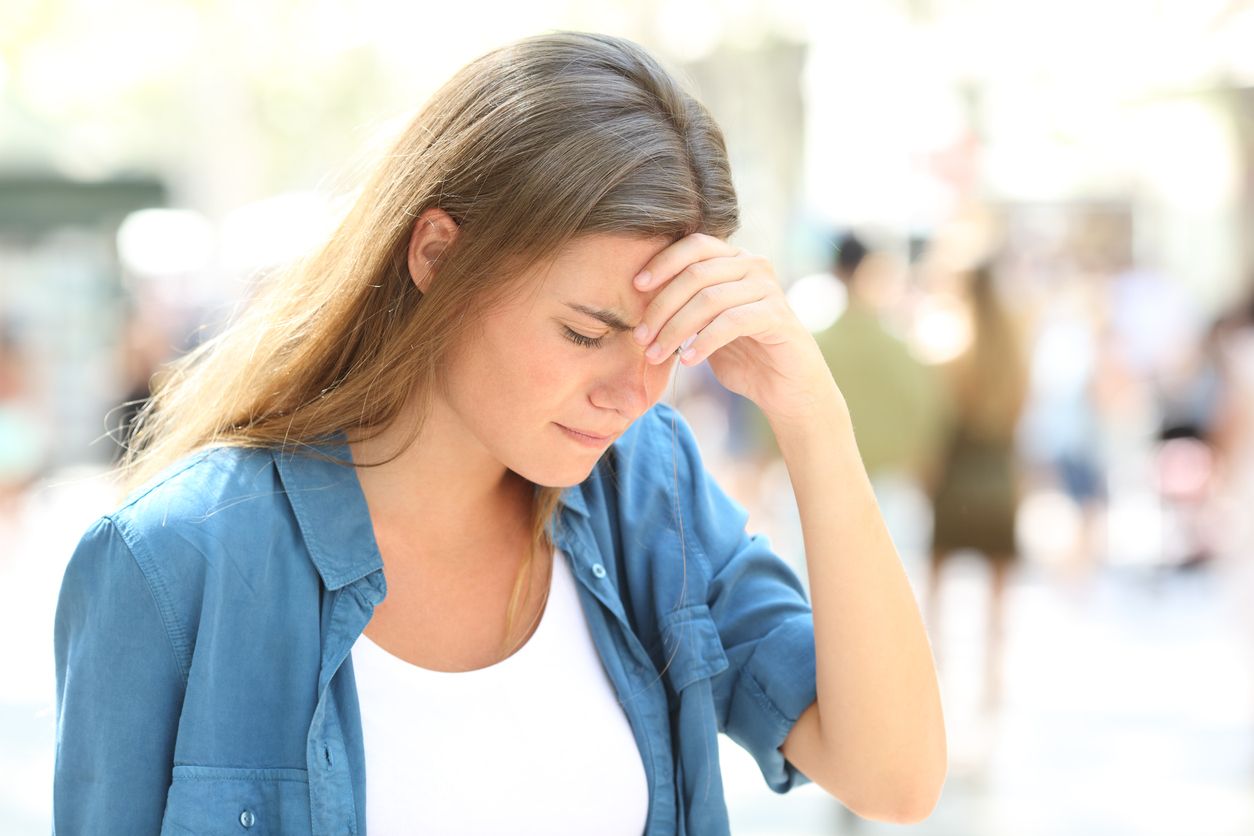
[345,393,532,553]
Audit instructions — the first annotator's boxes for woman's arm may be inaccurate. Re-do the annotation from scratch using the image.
[774,382,948,824]
[53,517,185,834]
[628,233,948,821]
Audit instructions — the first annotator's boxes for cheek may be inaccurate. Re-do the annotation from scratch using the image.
[504,337,571,402]
[467,312,542,376]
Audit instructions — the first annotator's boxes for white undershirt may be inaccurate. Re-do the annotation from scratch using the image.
[350,547,649,835]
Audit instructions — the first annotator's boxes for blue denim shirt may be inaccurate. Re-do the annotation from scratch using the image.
[53,401,818,835]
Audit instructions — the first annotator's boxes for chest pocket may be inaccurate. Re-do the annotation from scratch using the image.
[160,765,312,835]
[656,603,729,694]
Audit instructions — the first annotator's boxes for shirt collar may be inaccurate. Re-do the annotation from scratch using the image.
[271,430,590,591]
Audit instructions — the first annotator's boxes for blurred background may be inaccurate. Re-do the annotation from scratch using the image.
[5,0,1254,833]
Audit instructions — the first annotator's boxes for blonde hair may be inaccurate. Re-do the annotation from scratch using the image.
[119,31,740,661]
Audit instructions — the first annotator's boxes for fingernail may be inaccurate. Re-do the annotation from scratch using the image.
[646,343,662,360]
[634,271,651,289]
[679,334,697,353]
[633,324,650,344]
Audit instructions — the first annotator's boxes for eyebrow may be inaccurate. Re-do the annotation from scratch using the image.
[563,302,635,332]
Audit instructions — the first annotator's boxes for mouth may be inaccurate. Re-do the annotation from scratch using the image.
[555,423,614,443]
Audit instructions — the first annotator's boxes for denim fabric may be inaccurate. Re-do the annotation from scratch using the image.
[53,401,818,835]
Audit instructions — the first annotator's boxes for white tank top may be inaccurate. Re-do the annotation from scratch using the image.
[350,547,650,835]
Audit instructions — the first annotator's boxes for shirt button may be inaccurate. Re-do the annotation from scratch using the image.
[239,809,256,828]
[591,563,607,579]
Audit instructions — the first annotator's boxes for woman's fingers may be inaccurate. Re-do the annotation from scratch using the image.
[632,233,739,291]
[634,253,740,341]
[675,298,777,365]
[638,263,773,363]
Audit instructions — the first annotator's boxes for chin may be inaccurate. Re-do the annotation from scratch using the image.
[515,458,602,490]
[532,468,597,490]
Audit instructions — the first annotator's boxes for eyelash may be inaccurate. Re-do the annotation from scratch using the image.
[563,327,606,349]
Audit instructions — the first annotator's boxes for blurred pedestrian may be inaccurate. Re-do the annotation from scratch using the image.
[924,258,1030,712]
[1150,311,1228,569]
[1209,279,1254,565]
[1017,269,1109,580]
[106,299,170,462]
[813,231,946,484]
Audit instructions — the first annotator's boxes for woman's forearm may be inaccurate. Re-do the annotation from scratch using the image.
[767,382,948,818]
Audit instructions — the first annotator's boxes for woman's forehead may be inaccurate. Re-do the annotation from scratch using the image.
[503,233,669,317]
[547,233,671,284]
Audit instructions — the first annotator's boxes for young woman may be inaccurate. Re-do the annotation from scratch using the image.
[52,31,945,835]
[924,259,1030,713]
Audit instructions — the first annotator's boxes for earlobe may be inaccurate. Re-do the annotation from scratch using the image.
[407,207,460,293]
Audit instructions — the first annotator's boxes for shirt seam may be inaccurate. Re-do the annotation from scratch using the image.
[104,513,192,687]
[738,657,797,729]
[651,402,717,592]
[112,448,218,514]
[170,766,310,782]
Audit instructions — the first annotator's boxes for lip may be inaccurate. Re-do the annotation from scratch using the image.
[556,423,615,445]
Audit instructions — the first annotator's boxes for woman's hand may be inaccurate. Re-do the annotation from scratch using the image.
[631,233,842,428]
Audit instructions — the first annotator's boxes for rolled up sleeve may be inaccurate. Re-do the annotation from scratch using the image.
[53,516,186,834]
[656,403,819,794]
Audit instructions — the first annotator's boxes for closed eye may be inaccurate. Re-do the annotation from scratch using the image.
[563,327,606,349]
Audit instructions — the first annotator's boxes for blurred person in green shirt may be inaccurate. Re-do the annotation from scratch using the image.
[810,232,946,482]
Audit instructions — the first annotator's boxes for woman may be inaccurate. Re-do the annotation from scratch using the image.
[924,259,1030,713]
[53,32,945,835]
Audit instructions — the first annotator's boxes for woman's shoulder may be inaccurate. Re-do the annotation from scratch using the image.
[61,443,328,701]
[103,443,290,553]
[69,443,323,627]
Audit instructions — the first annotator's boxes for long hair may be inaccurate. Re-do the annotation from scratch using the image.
[118,31,740,660]
[949,260,1029,443]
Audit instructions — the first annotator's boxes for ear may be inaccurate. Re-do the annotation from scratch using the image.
[407,207,460,293]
